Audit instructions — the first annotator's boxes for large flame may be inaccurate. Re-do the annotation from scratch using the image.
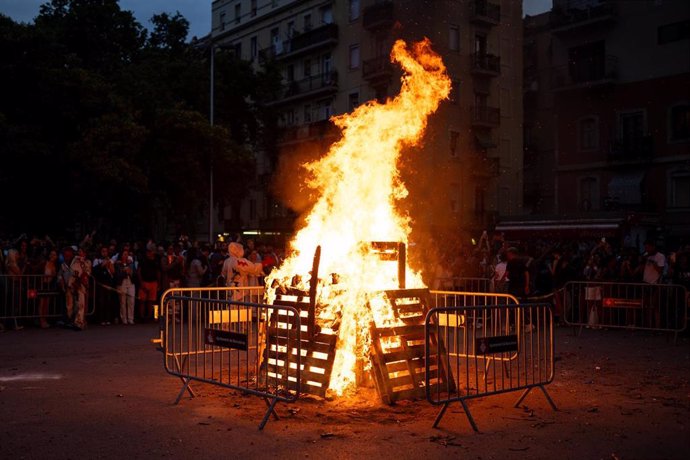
[268,39,450,395]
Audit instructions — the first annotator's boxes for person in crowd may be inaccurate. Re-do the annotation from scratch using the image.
[221,242,264,300]
[57,246,76,327]
[161,243,184,291]
[184,247,207,288]
[115,249,136,325]
[69,247,92,330]
[209,242,227,285]
[503,247,529,300]
[92,246,117,325]
[137,247,160,322]
[38,249,58,328]
[642,239,666,328]
[492,251,507,293]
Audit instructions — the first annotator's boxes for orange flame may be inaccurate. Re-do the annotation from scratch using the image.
[268,39,450,395]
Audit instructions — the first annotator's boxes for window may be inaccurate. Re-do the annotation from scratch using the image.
[303,59,311,77]
[270,27,280,52]
[348,92,359,111]
[669,104,690,141]
[321,53,332,76]
[304,14,312,31]
[233,42,242,59]
[618,110,646,152]
[670,171,690,208]
[285,109,295,125]
[320,99,333,120]
[321,6,333,24]
[474,34,487,55]
[349,0,360,21]
[449,130,459,157]
[579,176,599,211]
[287,21,295,38]
[286,64,294,82]
[578,116,599,151]
[449,25,459,51]
[234,3,241,24]
[220,12,226,31]
[349,44,360,69]
[304,104,312,123]
[658,20,690,44]
[250,36,257,60]
[449,80,460,104]
[251,0,257,17]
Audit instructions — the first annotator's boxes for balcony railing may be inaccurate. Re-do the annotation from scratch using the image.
[471,53,501,76]
[279,119,336,145]
[279,71,338,103]
[363,1,394,30]
[471,105,500,127]
[259,24,338,62]
[550,1,617,33]
[362,56,393,80]
[470,0,500,26]
[551,55,618,90]
[608,135,654,161]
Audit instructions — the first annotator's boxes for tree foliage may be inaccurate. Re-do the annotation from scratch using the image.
[0,1,279,239]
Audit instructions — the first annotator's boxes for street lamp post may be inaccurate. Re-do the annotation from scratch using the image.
[209,44,215,244]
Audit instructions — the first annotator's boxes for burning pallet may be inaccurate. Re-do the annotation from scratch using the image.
[368,289,455,403]
[261,243,454,403]
[262,292,338,398]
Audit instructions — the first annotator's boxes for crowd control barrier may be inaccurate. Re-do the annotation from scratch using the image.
[563,281,688,340]
[433,277,492,293]
[425,302,556,432]
[0,274,95,321]
[159,288,300,430]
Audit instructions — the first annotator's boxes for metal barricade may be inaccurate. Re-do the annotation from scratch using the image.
[425,303,556,431]
[160,289,300,430]
[0,274,96,321]
[433,277,492,293]
[563,281,688,339]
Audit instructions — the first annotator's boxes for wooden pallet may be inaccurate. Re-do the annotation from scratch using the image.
[384,288,431,325]
[369,323,455,404]
[261,293,337,398]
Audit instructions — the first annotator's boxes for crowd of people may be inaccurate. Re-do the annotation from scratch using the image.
[0,233,282,331]
[432,231,690,301]
[2,230,689,331]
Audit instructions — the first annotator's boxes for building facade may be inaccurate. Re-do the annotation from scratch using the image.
[211,0,523,240]
[521,0,690,245]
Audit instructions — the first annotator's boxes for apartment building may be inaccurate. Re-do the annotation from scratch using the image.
[211,0,523,239]
[518,0,689,244]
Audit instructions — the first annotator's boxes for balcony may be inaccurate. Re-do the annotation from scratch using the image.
[277,71,338,105]
[363,2,394,31]
[470,0,500,27]
[362,56,393,82]
[551,55,617,91]
[471,105,500,127]
[278,119,337,145]
[608,136,654,162]
[259,23,338,62]
[550,2,617,34]
[471,53,501,77]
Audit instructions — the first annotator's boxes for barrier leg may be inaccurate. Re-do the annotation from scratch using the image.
[539,385,558,411]
[258,397,279,430]
[461,400,479,432]
[174,378,195,405]
[513,386,558,412]
[432,402,449,428]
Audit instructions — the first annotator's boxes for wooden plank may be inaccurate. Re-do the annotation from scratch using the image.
[372,324,425,338]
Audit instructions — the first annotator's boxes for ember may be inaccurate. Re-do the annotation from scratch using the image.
[266,39,451,398]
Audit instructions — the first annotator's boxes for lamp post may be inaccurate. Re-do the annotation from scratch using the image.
[209,43,215,244]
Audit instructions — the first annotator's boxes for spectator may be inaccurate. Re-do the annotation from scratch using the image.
[184,247,207,288]
[504,247,530,300]
[161,244,184,291]
[115,249,136,325]
[69,247,92,330]
[137,248,160,322]
[93,246,117,325]
[38,249,58,328]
